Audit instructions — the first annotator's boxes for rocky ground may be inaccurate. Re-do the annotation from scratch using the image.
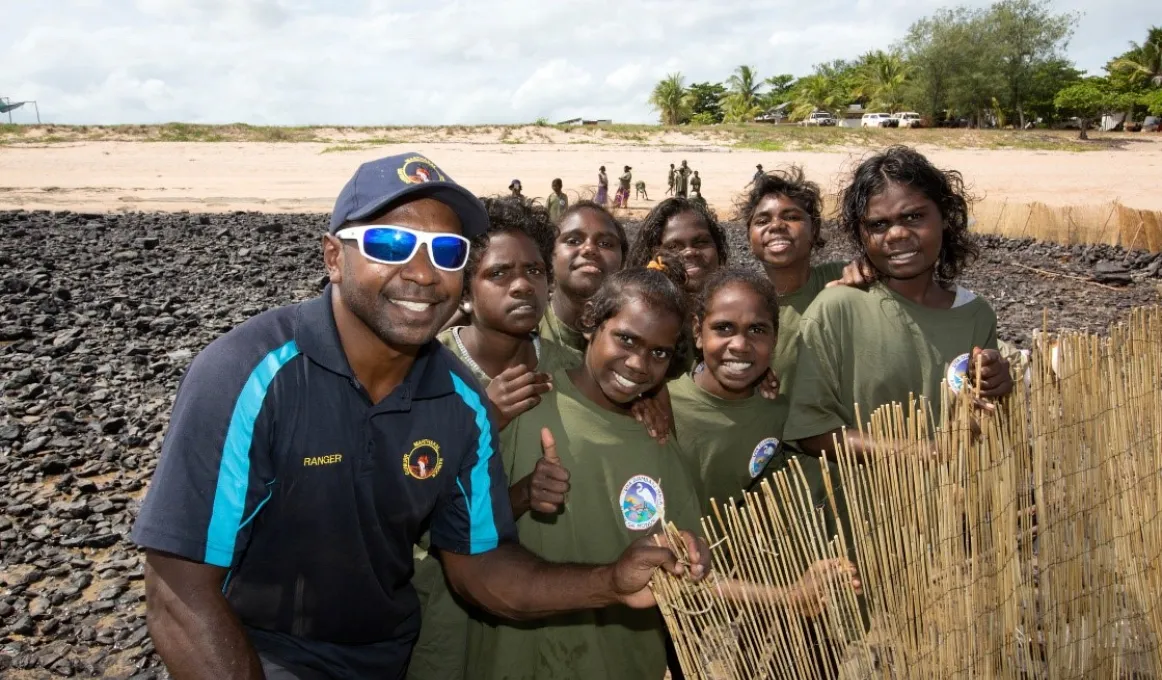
[1,209,1160,678]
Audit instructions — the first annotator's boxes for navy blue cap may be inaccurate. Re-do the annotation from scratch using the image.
[329,152,489,238]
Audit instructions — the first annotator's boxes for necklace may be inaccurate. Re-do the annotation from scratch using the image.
[452,327,541,380]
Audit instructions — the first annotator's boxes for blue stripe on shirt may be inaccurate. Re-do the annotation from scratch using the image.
[204,340,300,567]
[449,373,500,553]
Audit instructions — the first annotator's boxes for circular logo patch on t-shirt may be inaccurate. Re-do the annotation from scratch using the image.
[946,352,972,394]
[620,475,664,531]
[749,437,780,478]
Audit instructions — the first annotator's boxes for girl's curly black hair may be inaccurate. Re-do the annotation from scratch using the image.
[625,197,729,270]
[839,145,978,283]
[692,268,780,364]
[464,196,557,286]
[694,268,780,328]
[557,200,629,261]
[577,250,691,381]
[735,165,826,249]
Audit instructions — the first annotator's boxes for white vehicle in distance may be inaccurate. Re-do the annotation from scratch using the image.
[893,112,923,128]
[800,111,837,126]
[861,112,894,128]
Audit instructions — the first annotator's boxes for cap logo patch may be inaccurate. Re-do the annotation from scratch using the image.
[398,156,446,185]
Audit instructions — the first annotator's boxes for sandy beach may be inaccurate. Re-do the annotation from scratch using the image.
[2,135,1160,219]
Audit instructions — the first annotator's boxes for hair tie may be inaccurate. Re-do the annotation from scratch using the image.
[646,256,667,272]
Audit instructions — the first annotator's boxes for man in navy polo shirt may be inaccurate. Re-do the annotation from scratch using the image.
[131,152,708,680]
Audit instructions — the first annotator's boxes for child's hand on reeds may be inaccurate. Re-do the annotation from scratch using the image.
[791,558,862,617]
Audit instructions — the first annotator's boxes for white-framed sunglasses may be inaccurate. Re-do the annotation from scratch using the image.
[335,225,471,272]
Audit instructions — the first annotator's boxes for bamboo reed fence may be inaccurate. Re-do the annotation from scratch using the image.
[653,307,1162,679]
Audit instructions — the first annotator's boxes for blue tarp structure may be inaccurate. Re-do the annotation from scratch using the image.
[0,101,27,114]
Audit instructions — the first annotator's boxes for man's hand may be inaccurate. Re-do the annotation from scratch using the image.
[825,259,875,289]
[630,383,674,444]
[757,368,780,401]
[487,364,552,430]
[969,347,1013,400]
[610,531,710,609]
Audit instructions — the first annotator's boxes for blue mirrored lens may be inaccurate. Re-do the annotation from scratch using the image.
[429,236,469,269]
[363,228,417,263]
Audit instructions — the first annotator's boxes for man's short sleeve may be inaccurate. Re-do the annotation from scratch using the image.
[430,373,518,555]
[131,338,297,568]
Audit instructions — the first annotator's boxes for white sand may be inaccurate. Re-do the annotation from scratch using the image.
[1,138,1160,217]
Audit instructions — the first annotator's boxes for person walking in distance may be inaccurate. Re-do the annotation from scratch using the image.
[547,178,568,223]
[596,166,609,207]
[676,160,691,198]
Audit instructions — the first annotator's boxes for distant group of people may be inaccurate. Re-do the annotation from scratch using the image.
[507,161,717,218]
[134,144,1019,680]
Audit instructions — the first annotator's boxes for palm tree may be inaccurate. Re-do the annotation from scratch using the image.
[854,51,914,113]
[790,74,839,121]
[722,65,765,122]
[649,73,691,125]
[1110,26,1162,88]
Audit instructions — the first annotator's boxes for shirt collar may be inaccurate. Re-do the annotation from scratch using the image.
[294,285,454,400]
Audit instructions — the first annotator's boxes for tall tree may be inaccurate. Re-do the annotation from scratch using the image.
[687,82,727,124]
[1054,77,1134,139]
[759,74,796,111]
[790,73,840,121]
[989,0,1079,128]
[854,50,913,112]
[1109,26,1162,89]
[649,73,692,126]
[722,65,765,122]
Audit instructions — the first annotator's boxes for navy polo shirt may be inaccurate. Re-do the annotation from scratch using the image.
[131,286,517,678]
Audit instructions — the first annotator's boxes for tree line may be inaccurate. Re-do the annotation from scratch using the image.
[648,0,1161,132]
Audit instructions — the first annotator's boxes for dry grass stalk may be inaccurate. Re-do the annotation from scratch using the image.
[652,307,1162,679]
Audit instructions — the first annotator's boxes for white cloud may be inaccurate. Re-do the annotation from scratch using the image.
[0,0,1148,125]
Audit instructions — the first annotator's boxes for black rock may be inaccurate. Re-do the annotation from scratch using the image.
[101,417,128,434]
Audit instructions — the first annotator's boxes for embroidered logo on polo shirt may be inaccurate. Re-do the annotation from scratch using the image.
[303,453,343,466]
[619,475,664,531]
[397,156,446,185]
[749,438,779,478]
[403,439,443,480]
[946,352,972,395]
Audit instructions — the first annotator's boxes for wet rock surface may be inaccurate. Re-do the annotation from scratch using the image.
[1,208,1159,677]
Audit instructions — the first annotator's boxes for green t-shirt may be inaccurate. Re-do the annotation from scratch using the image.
[466,370,702,680]
[763,261,847,441]
[410,329,579,680]
[669,373,785,515]
[537,302,587,360]
[547,192,568,223]
[783,282,999,443]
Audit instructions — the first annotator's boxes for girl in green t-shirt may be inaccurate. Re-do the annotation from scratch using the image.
[468,256,859,680]
[785,145,1015,460]
[626,197,730,296]
[740,166,867,414]
[539,201,627,358]
[671,268,784,515]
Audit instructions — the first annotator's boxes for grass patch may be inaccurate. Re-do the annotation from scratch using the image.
[320,145,365,154]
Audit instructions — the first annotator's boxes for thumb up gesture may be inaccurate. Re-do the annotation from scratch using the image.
[510,428,572,519]
[529,428,571,514]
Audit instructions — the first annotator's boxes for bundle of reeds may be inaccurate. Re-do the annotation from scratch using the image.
[652,307,1162,679]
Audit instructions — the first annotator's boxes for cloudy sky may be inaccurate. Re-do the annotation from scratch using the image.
[2,0,1147,125]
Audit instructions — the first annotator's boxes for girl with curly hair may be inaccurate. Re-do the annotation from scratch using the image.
[626,197,729,295]
[785,145,1014,460]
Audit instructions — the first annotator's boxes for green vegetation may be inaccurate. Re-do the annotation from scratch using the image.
[320,145,365,153]
[648,4,1159,133]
